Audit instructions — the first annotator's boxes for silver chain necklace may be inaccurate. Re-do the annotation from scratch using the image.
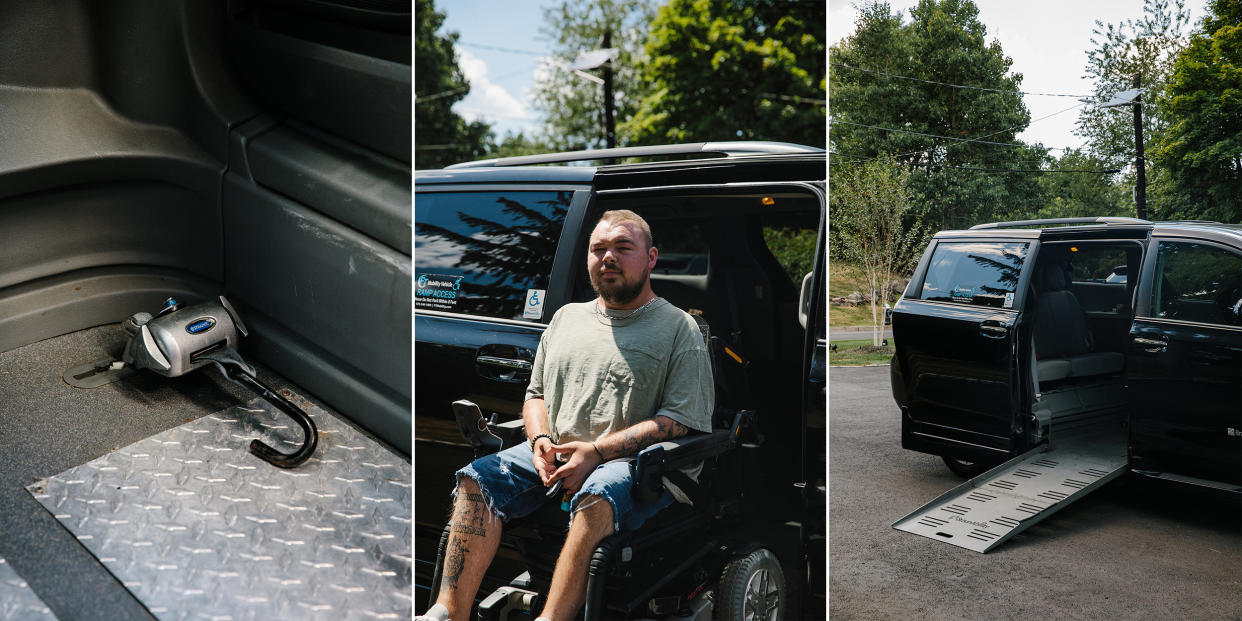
[594,296,661,322]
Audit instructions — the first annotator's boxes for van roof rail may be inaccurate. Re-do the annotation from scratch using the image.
[969,217,1151,230]
[444,141,824,169]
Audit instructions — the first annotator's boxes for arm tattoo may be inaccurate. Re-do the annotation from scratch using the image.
[607,416,691,459]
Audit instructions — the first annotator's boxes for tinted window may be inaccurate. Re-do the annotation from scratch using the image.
[1067,247,1129,284]
[919,242,1028,308]
[1152,241,1242,326]
[652,221,709,276]
[415,191,570,320]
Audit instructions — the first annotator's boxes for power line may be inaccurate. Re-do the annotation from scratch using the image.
[829,119,1074,151]
[831,62,1091,99]
[829,98,1088,164]
[458,41,550,56]
[415,85,471,104]
[829,152,1118,174]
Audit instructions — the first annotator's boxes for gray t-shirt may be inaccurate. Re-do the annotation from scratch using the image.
[525,298,714,443]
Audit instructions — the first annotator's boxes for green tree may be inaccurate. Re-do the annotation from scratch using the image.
[1152,0,1242,222]
[831,155,928,345]
[527,0,655,151]
[1074,0,1191,217]
[830,0,1043,229]
[1030,149,1130,219]
[414,0,493,169]
[489,131,557,159]
[622,0,825,147]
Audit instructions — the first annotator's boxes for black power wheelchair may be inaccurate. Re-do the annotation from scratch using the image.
[426,337,803,621]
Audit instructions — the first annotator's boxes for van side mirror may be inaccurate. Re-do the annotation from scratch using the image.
[798,272,813,329]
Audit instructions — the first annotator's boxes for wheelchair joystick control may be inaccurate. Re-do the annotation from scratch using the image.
[121,295,318,468]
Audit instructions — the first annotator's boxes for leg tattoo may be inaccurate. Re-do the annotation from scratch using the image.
[444,537,468,590]
[443,489,493,592]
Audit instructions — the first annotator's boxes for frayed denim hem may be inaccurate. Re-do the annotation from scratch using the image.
[453,468,510,524]
[569,488,621,534]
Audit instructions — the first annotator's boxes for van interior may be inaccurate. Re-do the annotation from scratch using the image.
[1024,241,1143,445]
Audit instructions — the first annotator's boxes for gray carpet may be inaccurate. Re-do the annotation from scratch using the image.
[0,324,311,620]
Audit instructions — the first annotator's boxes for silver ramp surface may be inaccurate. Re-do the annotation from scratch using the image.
[27,391,411,620]
[893,431,1127,553]
[0,557,56,620]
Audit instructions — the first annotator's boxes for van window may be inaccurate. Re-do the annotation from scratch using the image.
[414,191,570,320]
[1151,241,1242,326]
[919,242,1028,308]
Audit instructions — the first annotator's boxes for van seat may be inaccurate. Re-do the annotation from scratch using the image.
[1033,262,1124,382]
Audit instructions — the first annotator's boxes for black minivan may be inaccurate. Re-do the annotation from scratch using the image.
[414,143,826,619]
[890,217,1241,492]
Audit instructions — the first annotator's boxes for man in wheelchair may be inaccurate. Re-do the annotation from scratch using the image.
[418,210,716,621]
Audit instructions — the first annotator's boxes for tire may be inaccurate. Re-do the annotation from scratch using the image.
[715,548,784,621]
[941,455,994,478]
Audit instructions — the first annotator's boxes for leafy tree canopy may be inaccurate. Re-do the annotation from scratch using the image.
[1031,149,1130,219]
[830,154,928,343]
[830,0,1041,228]
[415,0,493,169]
[1075,0,1192,172]
[622,0,826,148]
[527,0,656,152]
[1152,0,1242,222]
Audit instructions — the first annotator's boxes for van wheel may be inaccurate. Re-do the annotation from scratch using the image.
[715,548,783,621]
[941,456,993,478]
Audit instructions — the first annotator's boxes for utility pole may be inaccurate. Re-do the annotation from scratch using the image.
[602,29,616,149]
[1132,74,1146,220]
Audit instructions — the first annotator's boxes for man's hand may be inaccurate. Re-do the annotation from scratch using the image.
[547,441,604,493]
[531,437,558,486]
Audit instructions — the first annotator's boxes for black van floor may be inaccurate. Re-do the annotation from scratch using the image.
[0,324,300,620]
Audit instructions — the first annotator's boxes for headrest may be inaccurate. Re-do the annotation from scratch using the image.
[1038,263,1070,292]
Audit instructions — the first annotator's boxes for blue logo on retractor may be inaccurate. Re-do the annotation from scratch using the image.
[186,318,216,334]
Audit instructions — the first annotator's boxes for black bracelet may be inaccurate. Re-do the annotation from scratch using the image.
[592,442,606,462]
[529,433,552,450]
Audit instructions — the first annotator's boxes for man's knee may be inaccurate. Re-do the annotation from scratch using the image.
[570,493,615,537]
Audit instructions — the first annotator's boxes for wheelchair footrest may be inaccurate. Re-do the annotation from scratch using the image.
[478,585,538,621]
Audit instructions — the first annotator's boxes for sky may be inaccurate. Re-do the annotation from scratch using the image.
[435,1,1208,149]
[829,0,1207,153]
[440,2,561,138]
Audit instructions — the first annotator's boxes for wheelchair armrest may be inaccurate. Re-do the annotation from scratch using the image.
[490,418,527,450]
[453,400,527,455]
[633,410,751,503]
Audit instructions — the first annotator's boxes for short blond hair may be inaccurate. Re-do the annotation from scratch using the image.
[597,209,653,249]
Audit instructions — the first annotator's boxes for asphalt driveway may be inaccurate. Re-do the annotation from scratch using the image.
[829,365,1242,620]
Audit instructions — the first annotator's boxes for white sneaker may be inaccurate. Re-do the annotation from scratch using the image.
[415,603,451,621]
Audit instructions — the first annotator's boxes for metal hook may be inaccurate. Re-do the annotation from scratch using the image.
[194,346,318,468]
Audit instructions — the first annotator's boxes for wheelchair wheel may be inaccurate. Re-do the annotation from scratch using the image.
[715,548,783,621]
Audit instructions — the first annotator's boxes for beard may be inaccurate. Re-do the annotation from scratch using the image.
[590,264,649,305]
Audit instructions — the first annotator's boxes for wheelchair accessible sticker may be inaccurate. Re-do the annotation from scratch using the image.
[415,273,464,311]
[524,289,545,320]
[1003,292,1015,308]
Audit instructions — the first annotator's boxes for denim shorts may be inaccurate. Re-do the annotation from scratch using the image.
[456,443,674,533]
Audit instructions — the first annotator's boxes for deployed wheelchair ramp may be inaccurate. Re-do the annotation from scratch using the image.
[893,424,1127,553]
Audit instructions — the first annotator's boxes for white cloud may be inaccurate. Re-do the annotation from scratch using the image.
[452,47,532,124]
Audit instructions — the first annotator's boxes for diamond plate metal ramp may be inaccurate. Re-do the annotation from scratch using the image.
[893,430,1127,553]
[0,557,56,619]
[27,392,410,620]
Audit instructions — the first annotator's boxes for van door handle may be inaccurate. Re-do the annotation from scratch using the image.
[979,323,1008,338]
[1133,336,1167,353]
[476,356,532,371]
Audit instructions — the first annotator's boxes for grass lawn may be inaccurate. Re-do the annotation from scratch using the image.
[829,262,889,327]
[828,338,895,366]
